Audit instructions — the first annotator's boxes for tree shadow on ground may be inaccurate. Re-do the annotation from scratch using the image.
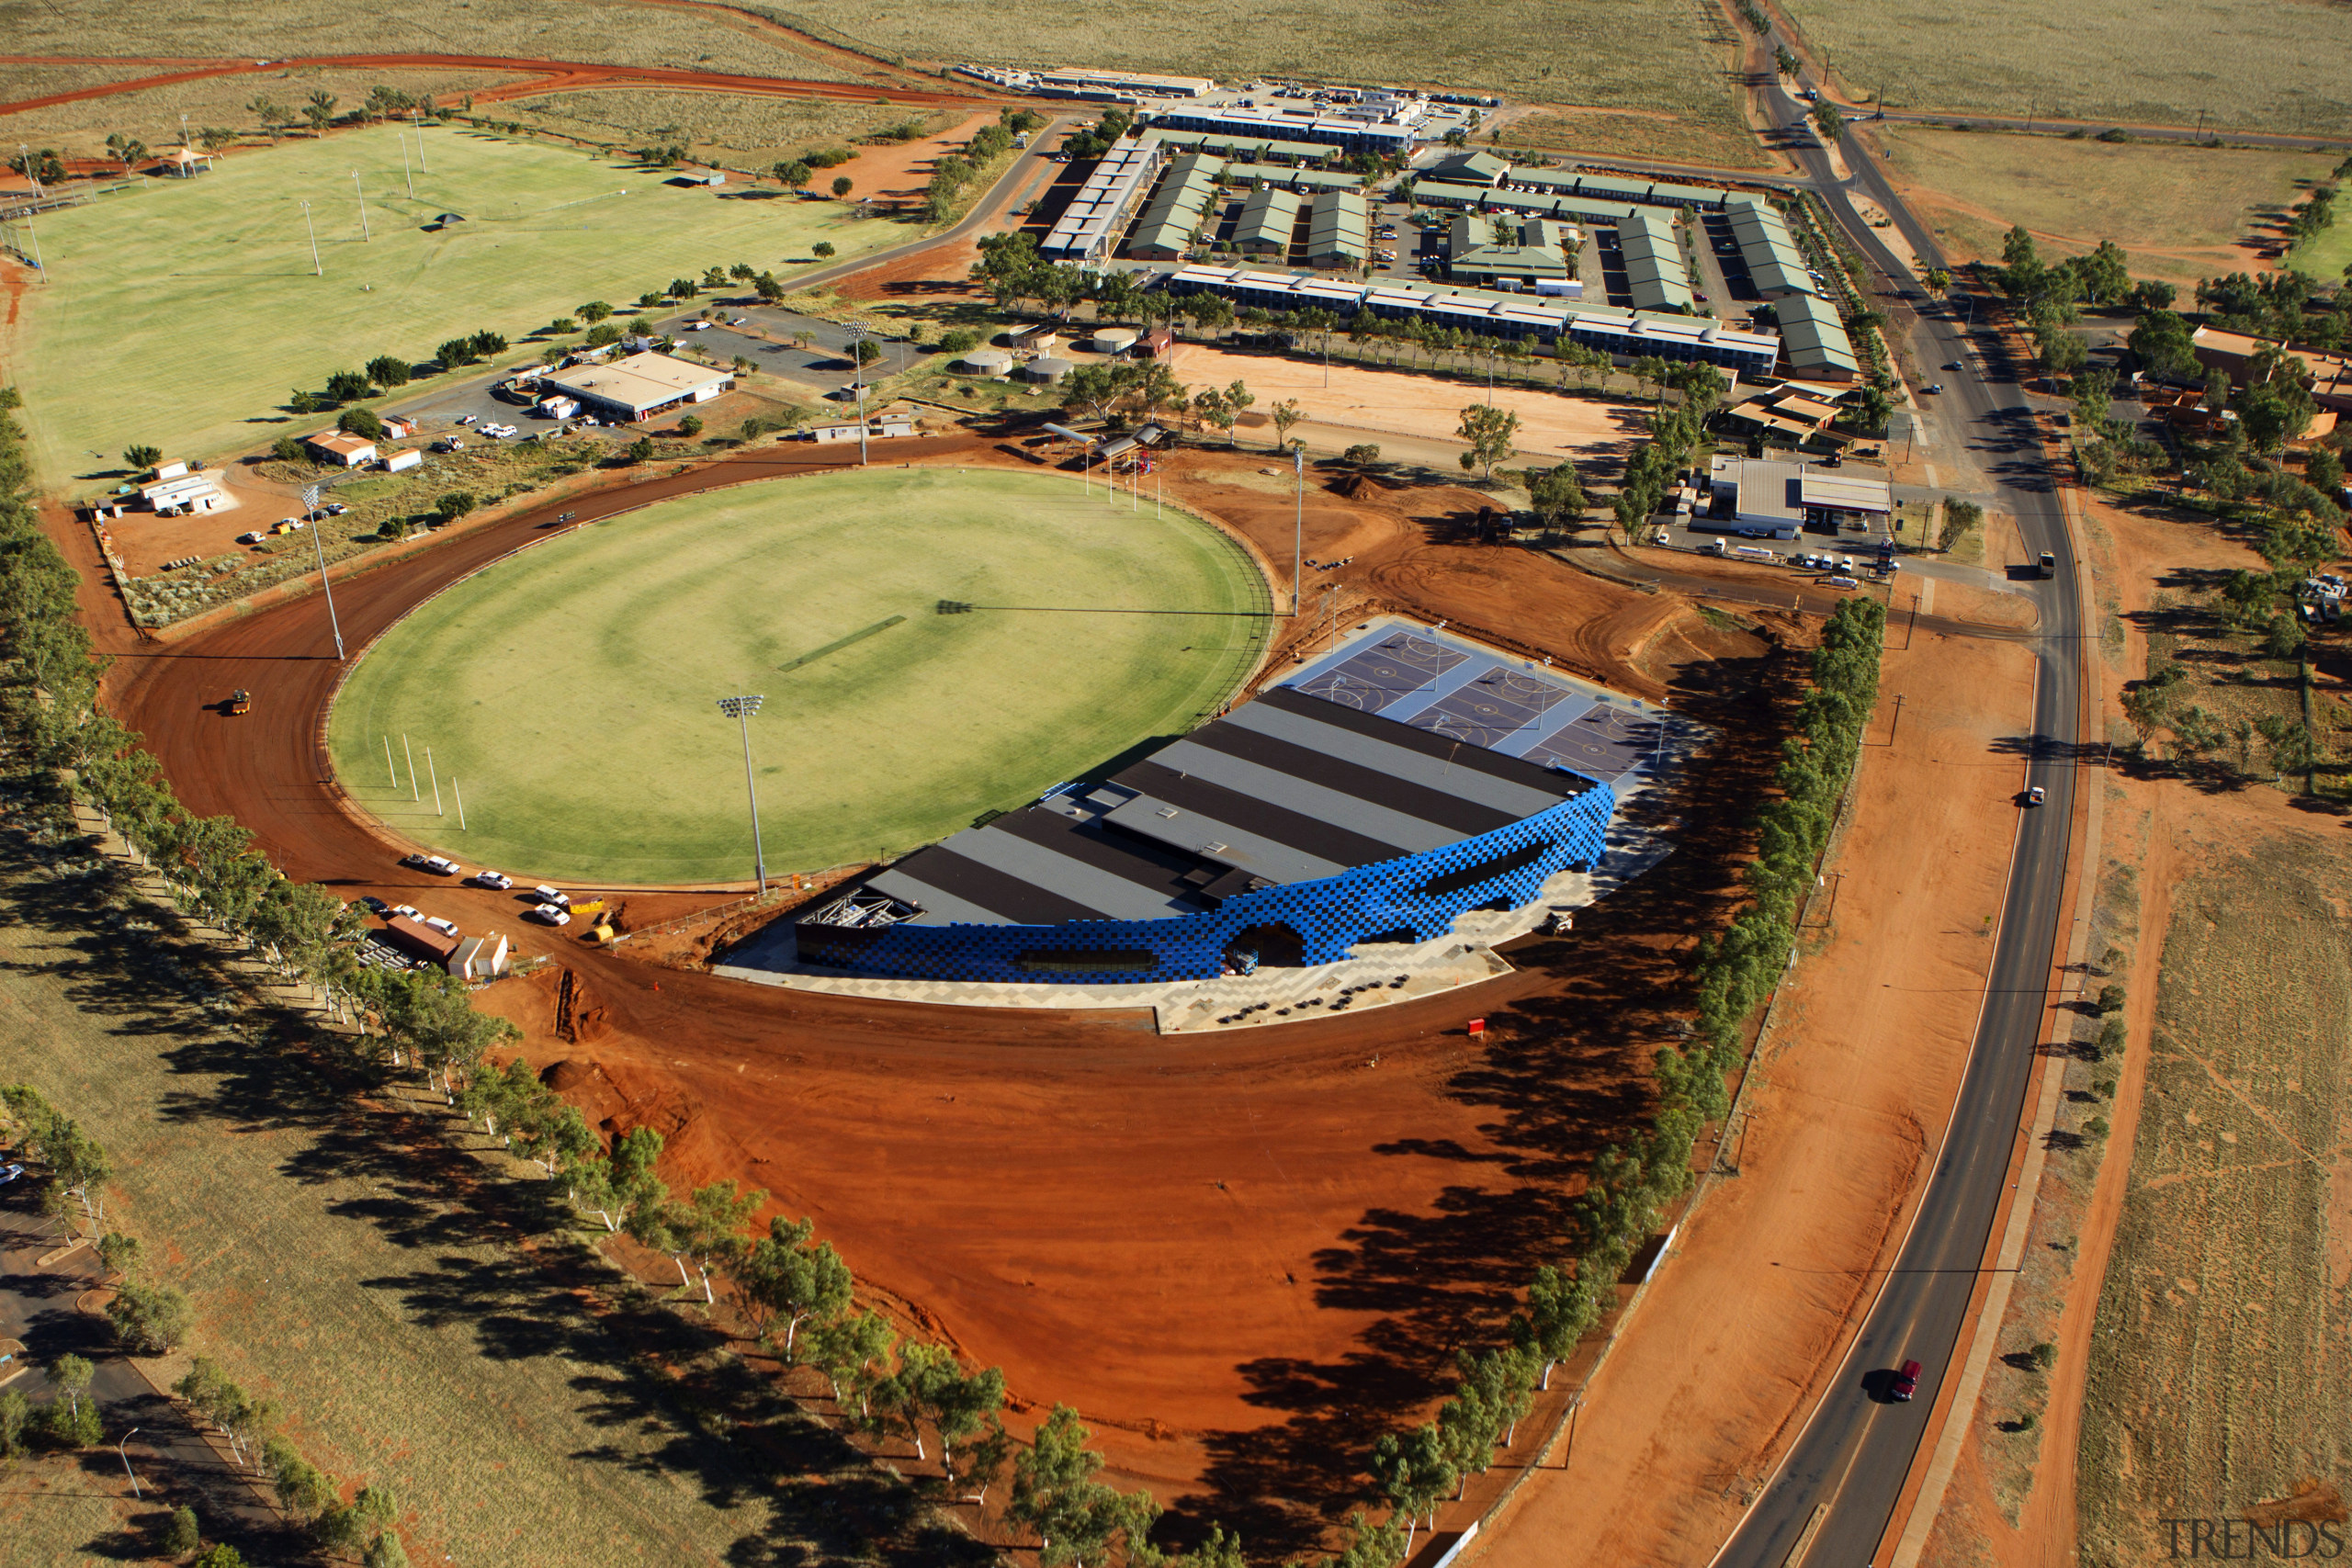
[0,802,986,1568]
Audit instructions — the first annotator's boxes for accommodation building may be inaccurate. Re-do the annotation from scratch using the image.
[1445,212,1572,288]
[1234,184,1304,256]
[1615,209,1693,313]
[1126,151,1222,261]
[1145,101,1420,158]
[139,473,227,514]
[1304,188,1370,270]
[1042,140,1166,265]
[1769,291,1860,382]
[304,432,377,467]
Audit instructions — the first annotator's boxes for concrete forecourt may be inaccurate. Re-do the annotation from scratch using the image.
[325,467,1270,886]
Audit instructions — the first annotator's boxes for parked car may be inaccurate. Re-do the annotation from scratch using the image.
[456,413,477,425]
[683,321,713,332]
[401,853,460,875]
[0,1162,24,1186]
[469,870,514,890]
[325,502,349,515]
[1892,1359,1922,1401]
[359,896,390,915]
[238,530,267,545]
[423,916,460,938]
[530,884,571,908]
[391,903,421,919]
[528,903,572,927]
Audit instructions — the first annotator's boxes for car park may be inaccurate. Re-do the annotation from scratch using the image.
[1892,1359,1921,1401]
[469,870,514,890]
[530,884,571,907]
[423,915,460,938]
[528,903,572,927]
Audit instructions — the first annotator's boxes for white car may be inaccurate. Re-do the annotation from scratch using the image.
[423,916,460,938]
[528,903,571,927]
[455,413,477,425]
[0,1162,23,1185]
[530,884,571,908]
[391,903,421,920]
[683,321,713,332]
[469,870,513,890]
[238,530,267,545]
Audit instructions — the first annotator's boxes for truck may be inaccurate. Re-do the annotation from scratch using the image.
[2038,551,2057,579]
[227,689,252,716]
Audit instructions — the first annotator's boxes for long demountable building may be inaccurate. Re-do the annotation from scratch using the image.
[1126,151,1223,261]
[1724,196,1814,299]
[1615,209,1693,314]
[1234,184,1304,256]
[1305,188,1370,271]
[1041,140,1166,265]
[1146,101,1422,157]
[1165,264,1780,376]
[1769,291,1860,382]
[956,63,1216,99]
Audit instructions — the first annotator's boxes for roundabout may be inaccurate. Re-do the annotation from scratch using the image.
[325,467,1272,886]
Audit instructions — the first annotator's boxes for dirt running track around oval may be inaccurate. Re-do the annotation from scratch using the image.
[0,52,996,121]
[67,439,1794,1551]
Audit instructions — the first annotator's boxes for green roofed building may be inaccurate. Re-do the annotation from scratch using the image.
[1235,185,1304,257]
[1615,209,1693,313]
[1306,188,1370,271]
[1127,152,1224,262]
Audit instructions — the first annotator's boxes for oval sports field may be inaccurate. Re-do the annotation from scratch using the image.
[326,467,1271,885]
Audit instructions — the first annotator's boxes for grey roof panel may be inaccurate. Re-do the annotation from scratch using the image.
[1227,697,1570,818]
[1151,739,1460,852]
[1100,792,1348,884]
[948,824,1199,921]
[869,870,1018,928]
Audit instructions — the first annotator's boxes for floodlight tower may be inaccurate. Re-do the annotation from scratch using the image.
[844,320,872,464]
[716,694,768,893]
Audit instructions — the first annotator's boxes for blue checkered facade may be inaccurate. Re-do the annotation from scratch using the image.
[794,784,1615,984]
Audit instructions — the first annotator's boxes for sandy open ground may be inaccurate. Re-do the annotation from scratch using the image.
[1166,344,1656,464]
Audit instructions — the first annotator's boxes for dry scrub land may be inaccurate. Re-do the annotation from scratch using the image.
[1782,0,2352,136]
[503,88,956,165]
[1868,127,2338,284]
[0,65,529,145]
[2076,838,2352,1562]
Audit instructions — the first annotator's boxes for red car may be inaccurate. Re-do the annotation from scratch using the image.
[1892,1359,1922,1402]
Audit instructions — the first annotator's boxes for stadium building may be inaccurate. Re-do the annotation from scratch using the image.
[794,627,1661,985]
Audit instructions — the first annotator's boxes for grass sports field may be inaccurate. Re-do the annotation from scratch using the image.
[6,125,900,486]
[327,468,1270,886]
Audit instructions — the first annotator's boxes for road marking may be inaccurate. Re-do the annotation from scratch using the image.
[1923,464,1939,489]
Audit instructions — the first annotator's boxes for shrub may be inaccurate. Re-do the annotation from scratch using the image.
[676,414,704,438]
[636,291,663,309]
[831,175,853,198]
[433,491,477,525]
[1342,443,1382,465]
[107,1279,193,1354]
[812,241,836,259]
[668,277,699,299]
[164,1506,200,1556]
[547,317,577,335]
[0,1389,27,1457]
[468,330,507,357]
[936,327,980,357]
[627,435,657,464]
[272,434,305,463]
[2029,1340,2057,1371]
[37,1393,102,1449]
[2095,984,2126,1016]
[193,1548,248,1568]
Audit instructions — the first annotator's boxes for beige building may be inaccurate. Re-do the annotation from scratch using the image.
[544,351,733,423]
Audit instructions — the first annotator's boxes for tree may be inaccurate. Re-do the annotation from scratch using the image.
[811,240,836,260]
[105,132,149,173]
[1456,403,1520,479]
[668,277,699,300]
[741,1215,854,1356]
[775,160,812,187]
[2080,239,2132,305]
[303,90,338,133]
[808,1308,897,1414]
[362,1529,409,1568]
[1812,101,1845,141]
[469,329,508,357]
[882,1342,1006,1464]
[51,1353,93,1418]
[193,1548,249,1568]
[435,338,480,369]
[97,1231,141,1279]
[339,406,384,440]
[831,175,854,198]
[1010,1404,1159,1566]
[108,1279,194,1353]
[433,491,477,525]
[1341,443,1382,466]
[248,96,288,141]
[1269,398,1305,449]
[122,444,163,474]
[579,299,614,323]
[164,1505,200,1557]
[2127,310,2199,382]
[0,1389,26,1460]
[322,369,370,403]
[2307,447,2344,497]
[1773,45,1800,77]
[1221,379,1255,444]
[627,434,657,464]
[366,355,412,389]
[266,1436,335,1519]
[1527,462,1586,533]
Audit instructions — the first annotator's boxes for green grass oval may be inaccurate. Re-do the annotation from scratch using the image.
[328,468,1270,885]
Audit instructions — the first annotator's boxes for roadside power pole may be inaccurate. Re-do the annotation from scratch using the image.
[303,485,345,660]
[716,694,768,894]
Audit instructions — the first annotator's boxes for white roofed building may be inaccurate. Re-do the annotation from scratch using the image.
[544,351,733,422]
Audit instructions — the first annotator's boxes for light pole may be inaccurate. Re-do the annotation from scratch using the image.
[413,108,428,171]
[1292,443,1305,615]
[353,170,370,241]
[398,130,414,199]
[844,321,871,465]
[303,484,345,659]
[301,198,322,276]
[716,694,767,893]
[17,145,46,282]
[117,1428,141,1499]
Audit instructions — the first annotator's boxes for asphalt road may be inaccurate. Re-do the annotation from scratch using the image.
[1709,85,2087,1568]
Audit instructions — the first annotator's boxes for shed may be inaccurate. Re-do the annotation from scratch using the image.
[153,459,189,481]
[385,449,424,473]
[383,915,459,966]
[958,348,1015,375]
[1091,327,1139,354]
[1021,356,1074,384]
[448,932,509,981]
[380,416,418,438]
[304,432,377,468]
